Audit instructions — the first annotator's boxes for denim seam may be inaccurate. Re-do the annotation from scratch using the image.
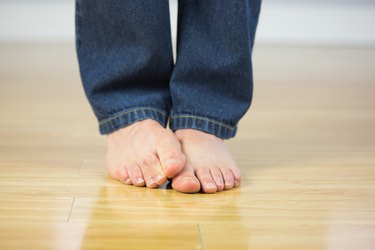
[99,107,167,125]
[171,115,236,131]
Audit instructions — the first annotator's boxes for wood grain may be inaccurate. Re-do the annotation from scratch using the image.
[0,43,374,249]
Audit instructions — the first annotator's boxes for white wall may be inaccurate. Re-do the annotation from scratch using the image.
[258,0,375,46]
[0,0,375,46]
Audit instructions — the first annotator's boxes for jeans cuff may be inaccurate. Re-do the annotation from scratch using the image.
[169,114,237,139]
[99,107,168,135]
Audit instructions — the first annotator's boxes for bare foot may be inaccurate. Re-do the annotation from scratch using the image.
[106,119,185,188]
[172,129,241,194]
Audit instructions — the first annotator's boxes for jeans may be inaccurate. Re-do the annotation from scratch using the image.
[75,0,261,139]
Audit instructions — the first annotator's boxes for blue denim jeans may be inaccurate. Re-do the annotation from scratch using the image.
[75,0,261,139]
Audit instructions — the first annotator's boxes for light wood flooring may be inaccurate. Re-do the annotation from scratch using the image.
[0,43,374,249]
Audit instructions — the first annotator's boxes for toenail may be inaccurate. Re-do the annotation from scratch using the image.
[165,159,178,169]
[155,175,164,182]
[136,178,144,184]
[124,178,131,185]
[205,183,216,190]
[183,176,199,184]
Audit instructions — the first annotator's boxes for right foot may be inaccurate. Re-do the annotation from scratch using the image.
[106,119,185,188]
[172,129,241,194]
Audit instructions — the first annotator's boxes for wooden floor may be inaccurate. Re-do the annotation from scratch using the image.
[0,43,374,250]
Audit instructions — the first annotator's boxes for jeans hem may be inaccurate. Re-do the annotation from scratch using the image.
[99,107,168,135]
[169,114,237,139]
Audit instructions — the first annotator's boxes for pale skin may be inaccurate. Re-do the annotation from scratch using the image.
[106,119,241,194]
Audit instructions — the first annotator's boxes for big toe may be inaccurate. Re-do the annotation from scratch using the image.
[172,166,200,194]
[157,140,185,178]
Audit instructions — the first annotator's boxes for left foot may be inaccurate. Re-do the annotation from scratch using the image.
[172,129,241,194]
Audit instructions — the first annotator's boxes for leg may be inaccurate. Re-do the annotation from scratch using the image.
[75,0,185,187]
[170,0,261,193]
[75,0,173,131]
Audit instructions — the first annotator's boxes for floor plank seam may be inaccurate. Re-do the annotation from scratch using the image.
[197,224,205,250]
[67,197,75,223]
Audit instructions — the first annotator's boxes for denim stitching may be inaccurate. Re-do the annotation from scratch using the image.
[171,115,236,130]
[99,107,167,125]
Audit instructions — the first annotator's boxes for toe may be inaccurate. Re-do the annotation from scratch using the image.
[127,164,145,187]
[230,165,241,185]
[157,139,185,178]
[140,155,167,188]
[234,179,241,188]
[172,164,200,193]
[106,161,121,181]
[118,167,132,185]
[210,167,224,191]
[196,167,217,194]
[220,167,234,190]
[231,168,242,188]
